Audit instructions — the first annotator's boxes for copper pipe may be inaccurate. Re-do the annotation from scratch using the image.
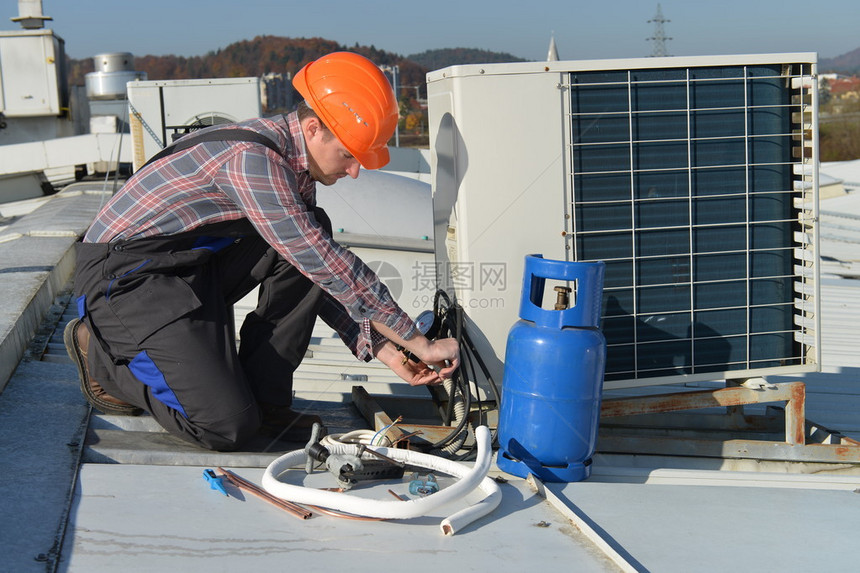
[216,467,312,520]
[306,505,387,521]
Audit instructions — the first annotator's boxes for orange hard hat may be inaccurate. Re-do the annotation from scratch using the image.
[293,52,398,170]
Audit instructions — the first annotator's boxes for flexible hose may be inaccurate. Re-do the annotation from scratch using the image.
[435,378,471,455]
[319,429,391,447]
[426,291,501,456]
[262,425,501,535]
[428,294,474,451]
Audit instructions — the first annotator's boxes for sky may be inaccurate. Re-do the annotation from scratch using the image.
[1,0,858,63]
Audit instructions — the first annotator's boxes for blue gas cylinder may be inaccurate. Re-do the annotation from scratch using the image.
[496,254,606,482]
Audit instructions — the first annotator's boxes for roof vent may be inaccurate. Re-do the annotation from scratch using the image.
[85,53,147,100]
[10,0,52,30]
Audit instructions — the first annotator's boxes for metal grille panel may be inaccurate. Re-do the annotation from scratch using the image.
[565,63,818,382]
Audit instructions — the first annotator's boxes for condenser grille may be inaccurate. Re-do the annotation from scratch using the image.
[566,63,817,382]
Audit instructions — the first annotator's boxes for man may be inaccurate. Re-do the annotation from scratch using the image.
[64,52,460,451]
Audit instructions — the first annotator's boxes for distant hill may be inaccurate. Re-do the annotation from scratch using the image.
[66,37,524,99]
[406,48,527,72]
[66,36,428,94]
[820,47,860,75]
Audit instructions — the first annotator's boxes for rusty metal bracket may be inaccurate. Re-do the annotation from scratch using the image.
[598,381,860,467]
[601,381,807,445]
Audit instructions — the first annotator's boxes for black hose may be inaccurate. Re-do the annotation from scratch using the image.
[426,290,505,453]
[426,291,466,449]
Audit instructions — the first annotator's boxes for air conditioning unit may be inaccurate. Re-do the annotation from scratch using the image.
[126,77,262,171]
[427,53,820,390]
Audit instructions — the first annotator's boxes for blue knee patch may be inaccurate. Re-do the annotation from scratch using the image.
[76,295,87,319]
[128,350,188,417]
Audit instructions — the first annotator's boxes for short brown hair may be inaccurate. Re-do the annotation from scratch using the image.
[296,99,333,138]
[296,99,317,122]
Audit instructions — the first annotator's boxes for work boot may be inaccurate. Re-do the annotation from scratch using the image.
[259,402,322,443]
[63,318,142,416]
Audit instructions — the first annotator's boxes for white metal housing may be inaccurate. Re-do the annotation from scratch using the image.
[0,28,65,117]
[126,78,262,170]
[427,54,820,390]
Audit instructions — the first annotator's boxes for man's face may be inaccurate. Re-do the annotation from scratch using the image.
[303,117,361,186]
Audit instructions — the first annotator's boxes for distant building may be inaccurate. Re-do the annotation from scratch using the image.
[260,73,293,114]
[830,76,860,101]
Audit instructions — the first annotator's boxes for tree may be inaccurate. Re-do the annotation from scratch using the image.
[819,77,832,106]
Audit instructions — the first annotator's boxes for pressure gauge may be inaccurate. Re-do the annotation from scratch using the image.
[415,309,438,337]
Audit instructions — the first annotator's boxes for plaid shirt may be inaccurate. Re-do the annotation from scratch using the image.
[85,112,415,360]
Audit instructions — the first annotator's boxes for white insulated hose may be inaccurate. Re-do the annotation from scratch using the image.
[262,425,501,535]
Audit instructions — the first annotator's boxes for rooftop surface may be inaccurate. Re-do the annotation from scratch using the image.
[1,164,859,572]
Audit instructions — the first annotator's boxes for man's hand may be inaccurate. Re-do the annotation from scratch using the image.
[417,338,460,380]
[370,321,461,383]
[375,341,446,386]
